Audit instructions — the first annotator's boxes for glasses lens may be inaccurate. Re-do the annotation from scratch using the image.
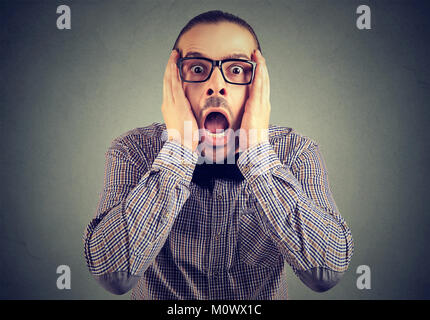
[222,61,253,84]
[180,59,212,82]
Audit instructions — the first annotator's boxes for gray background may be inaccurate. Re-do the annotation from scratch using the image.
[1,0,429,299]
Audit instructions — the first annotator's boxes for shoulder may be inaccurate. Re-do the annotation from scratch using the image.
[112,122,166,146]
[107,122,167,168]
[269,124,319,148]
[268,124,320,165]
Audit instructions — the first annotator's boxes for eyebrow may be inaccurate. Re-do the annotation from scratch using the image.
[184,51,250,60]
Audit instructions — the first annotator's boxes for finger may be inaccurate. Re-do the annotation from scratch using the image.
[170,60,177,105]
[265,68,270,106]
[171,52,184,103]
[255,50,265,104]
[249,50,263,103]
[163,51,174,94]
[258,51,270,105]
[255,50,270,107]
[163,50,176,105]
[172,55,193,113]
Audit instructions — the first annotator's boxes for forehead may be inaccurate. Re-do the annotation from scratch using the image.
[177,22,257,60]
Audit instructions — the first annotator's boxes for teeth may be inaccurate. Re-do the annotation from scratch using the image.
[206,130,226,137]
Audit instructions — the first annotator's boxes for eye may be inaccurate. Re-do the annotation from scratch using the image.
[230,65,244,74]
[191,65,205,74]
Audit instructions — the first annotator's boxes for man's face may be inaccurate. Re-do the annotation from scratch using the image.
[177,22,257,162]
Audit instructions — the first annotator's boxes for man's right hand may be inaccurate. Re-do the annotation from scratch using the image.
[161,50,199,152]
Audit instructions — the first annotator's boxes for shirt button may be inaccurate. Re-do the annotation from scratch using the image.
[216,194,223,200]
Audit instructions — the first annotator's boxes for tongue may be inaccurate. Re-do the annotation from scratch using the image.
[205,113,228,133]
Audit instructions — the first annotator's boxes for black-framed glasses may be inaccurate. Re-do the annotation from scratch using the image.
[177,57,256,85]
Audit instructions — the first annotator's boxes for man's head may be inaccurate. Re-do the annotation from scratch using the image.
[173,11,261,162]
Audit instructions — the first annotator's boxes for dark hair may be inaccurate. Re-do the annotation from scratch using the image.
[172,10,261,54]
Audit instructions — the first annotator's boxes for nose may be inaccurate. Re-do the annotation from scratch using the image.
[206,66,226,96]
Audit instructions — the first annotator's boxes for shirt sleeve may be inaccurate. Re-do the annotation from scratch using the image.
[236,140,354,292]
[83,139,198,295]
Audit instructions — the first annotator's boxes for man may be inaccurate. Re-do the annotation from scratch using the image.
[83,10,354,299]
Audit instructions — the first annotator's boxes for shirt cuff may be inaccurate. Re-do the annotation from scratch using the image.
[237,141,283,182]
[151,140,199,185]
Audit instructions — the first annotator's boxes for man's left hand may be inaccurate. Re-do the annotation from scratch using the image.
[239,49,271,151]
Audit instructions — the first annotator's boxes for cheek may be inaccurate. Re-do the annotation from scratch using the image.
[183,84,200,104]
[183,84,202,119]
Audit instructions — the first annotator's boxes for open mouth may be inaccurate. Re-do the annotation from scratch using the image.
[201,110,232,147]
[204,111,229,136]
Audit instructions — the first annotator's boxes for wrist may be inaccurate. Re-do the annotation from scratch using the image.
[238,128,269,152]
